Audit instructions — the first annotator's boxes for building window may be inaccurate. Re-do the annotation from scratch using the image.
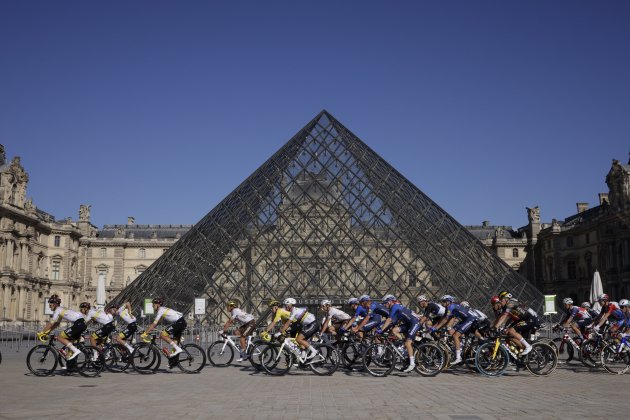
[585,233,590,244]
[566,237,574,247]
[54,236,61,247]
[567,260,577,280]
[139,248,146,259]
[52,259,61,280]
[100,248,107,258]
[512,248,519,258]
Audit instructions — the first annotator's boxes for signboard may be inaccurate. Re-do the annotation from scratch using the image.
[144,299,154,315]
[44,299,54,315]
[194,298,206,315]
[544,295,556,315]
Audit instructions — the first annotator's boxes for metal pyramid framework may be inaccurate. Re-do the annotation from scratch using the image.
[112,111,544,322]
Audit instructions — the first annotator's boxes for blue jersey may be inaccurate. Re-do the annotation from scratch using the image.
[388,303,417,327]
[445,303,473,321]
[354,305,369,318]
[369,303,389,320]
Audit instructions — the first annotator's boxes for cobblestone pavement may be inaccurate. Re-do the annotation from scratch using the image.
[1,347,629,419]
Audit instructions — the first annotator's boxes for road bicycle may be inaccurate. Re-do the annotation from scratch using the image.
[474,330,557,377]
[552,326,583,364]
[26,333,104,377]
[96,332,135,373]
[259,336,339,376]
[600,333,630,375]
[131,332,206,374]
[207,332,265,370]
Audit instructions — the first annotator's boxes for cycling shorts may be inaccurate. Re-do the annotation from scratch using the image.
[238,320,256,337]
[299,321,318,339]
[398,321,420,341]
[362,320,382,332]
[92,322,115,339]
[164,317,187,340]
[454,316,476,334]
[119,322,138,339]
[61,318,87,341]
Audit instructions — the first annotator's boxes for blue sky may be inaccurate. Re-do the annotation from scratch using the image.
[1,1,628,229]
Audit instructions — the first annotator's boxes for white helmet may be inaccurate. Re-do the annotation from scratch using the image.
[460,301,470,308]
[562,297,573,305]
[580,302,591,309]
[283,298,296,306]
[620,299,630,307]
[347,297,359,305]
[321,299,331,306]
[416,294,428,302]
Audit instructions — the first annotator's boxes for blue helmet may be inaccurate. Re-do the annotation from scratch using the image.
[441,295,455,303]
[359,294,372,303]
[383,294,397,303]
[347,297,360,305]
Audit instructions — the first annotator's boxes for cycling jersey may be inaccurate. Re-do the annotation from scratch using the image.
[117,306,136,324]
[562,306,591,322]
[500,299,538,323]
[155,306,183,323]
[86,309,114,325]
[230,308,255,324]
[445,303,473,321]
[366,302,389,323]
[388,303,420,340]
[423,302,446,320]
[323,307,351,322]
[289,307,316,325]
[469,309,488,321]
[272,308,291,324]
[600,302,624,321]
[51,307,85,323]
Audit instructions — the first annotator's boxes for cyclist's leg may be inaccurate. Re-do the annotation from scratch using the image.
[300,322,319,358]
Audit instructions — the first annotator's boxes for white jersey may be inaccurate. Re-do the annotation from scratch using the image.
[155,306,183,323]
[469,309,488,321]
[117,306,137,324]
[289,307,316,325]
[324,307,351,322]
[230,308,255,324]
[51,307,85,323]
[87,308,114,325]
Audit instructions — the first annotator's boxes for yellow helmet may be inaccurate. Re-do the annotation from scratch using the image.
[268,299,280,307]
[260,331,271,342]
[227,301,237,308]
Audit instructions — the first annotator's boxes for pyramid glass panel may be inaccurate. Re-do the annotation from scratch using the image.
[112,111,544,323]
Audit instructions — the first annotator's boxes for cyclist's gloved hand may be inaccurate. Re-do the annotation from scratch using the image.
[376,328,383,335]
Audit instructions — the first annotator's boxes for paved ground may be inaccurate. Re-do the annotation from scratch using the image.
[0,345,629,419]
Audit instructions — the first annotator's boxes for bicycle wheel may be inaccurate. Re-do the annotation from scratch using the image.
[77,345,104,377]
[524,343,557,376]
[580,339,602,368]
[26,345,58,376]
[103,344,131,373]
[475,341,509,377]
[552,338,576,364]
[414,342,445,377]
[600,343,630,375]
[177,344,206,373]
[260,345,292,376]
[341,341,364,371]
[248,340,267,371]
[308,343,339,376]
[207,340,235,367]
[363,343,395,377]
[131,343,161,374]
[437,342,452,371]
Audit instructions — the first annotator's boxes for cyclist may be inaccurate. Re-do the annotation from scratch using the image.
[319,299,351,336]
[142,297,185,358]
[558,298,592,339]
[279,298,319,360]
[340,297,362,333]
[377,295,418,373]
[433,295,477,365]
[85,303,115,360]
[460,301,490,338]
[492,292,534,355]
[353,294,389,335]
[37,295,89,361]
[593,294,625,332]
[581,302,600,318]
[264,299,295,337]
[220,301,256,362]
[416,295,446,327]
[620,299,630,333]
[111,302,137,353]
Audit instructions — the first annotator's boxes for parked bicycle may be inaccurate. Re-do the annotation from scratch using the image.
[26,333,104,377]
[131,332,205,374]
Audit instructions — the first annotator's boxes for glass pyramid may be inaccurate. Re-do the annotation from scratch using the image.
[112,111,544,322]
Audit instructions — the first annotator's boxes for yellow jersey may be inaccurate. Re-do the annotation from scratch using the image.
[272,308,291,323]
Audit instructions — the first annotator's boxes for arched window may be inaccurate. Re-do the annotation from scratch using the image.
[512,248,519,258]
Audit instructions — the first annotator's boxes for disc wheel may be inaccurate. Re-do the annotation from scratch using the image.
[207,340,235,367]
[27,345,58,376]
[524,342,558,376]
[131,343,161,374]
[474,341,509,377]
[308,343,339,376]
[177,344,206,373]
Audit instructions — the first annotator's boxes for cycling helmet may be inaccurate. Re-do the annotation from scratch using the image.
[79,302,91,309]
[321,299,332,306]
[268,299,280,307]
[227,301,237,308]
[383,294,397,303]
[460,301,470,308]
[619,299,630,307]
[283,298,296,306]
[498,291,513,300]
[359,294,372,303]
[347,297,360,305]
[490,296,501,304]
[48,294,61,305]
[580,302,591,309]
[440,295,455,303]
[416,294,428,302]
[598,293,609,301]
[152,297,164,305]
[562,298,573,305]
